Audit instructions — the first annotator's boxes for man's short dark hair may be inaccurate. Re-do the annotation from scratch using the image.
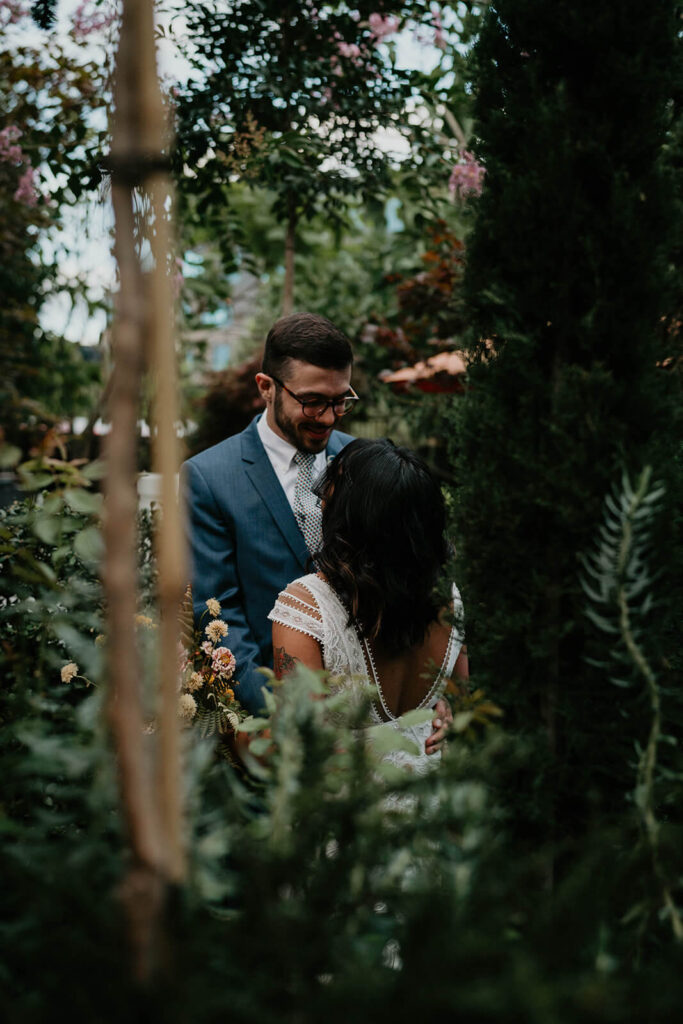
[262,312,353,380]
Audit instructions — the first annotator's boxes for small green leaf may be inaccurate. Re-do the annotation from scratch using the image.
[64,488,103,515]
[74,525,104,563]
[236,716,270,733]
[41,494,64,516]
[32,515,61,546]
[262,688,278,713]
[396,707,432,729]
[19,471,54,491]
[368,723,421,756]
[0,444,22,469]
[248,737,272,756]
[81,460,107,481]
[453,711,475,732]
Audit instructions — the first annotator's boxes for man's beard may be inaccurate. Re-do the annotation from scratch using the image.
[273,390,335,454]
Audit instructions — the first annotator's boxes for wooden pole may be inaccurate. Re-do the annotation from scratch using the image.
[149,161,187,886]
[104,0,184,979]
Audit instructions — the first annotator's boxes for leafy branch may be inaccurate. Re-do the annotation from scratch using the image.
[581,467,682,941]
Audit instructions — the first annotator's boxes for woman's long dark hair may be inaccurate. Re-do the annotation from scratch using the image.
[315,438,448,657]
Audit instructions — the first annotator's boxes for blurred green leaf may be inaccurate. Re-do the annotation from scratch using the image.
[80,460,107,481]
[18,471,54,491]
[32,514,61,546]
[64,489,102,515]
[248,737,272,756]
[0,444,22,468]
[237,716,270,733]
[74,525,104,563]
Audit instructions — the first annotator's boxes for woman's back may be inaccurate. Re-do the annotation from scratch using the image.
[362,617,455,719]
[271,574,462,721]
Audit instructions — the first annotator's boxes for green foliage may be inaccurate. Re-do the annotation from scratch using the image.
[0,14,108,448]
[1,446,682,1014]
[0,453,104,710]
[0,451,158,716]
[3,4,683,1016]
[186,354,266,454]
[3,660,683,1020]
[444,0,683,819]
[171,1,484,328]
[175,2,418,222]
[30,0,58,30]
[581,468,683,941]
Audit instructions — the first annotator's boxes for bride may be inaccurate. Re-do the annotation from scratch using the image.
[268,438,468,773]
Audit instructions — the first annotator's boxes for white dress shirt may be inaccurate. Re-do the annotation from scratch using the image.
[256,412,327,511]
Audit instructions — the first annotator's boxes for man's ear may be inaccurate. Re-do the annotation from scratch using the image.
[255,372,273,403]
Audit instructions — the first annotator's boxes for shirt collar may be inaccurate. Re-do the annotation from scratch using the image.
[257,411,297,473]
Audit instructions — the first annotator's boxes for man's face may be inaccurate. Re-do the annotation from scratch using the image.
[260,359,353,454]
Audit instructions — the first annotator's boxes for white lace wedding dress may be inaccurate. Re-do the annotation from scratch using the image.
[268,574,464,776]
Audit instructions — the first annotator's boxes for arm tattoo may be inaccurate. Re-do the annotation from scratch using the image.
[274,646,300,677]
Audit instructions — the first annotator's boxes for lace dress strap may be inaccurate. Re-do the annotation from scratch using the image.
[269,574,368,680]
[268,575,325,644]
[442,582,465,679]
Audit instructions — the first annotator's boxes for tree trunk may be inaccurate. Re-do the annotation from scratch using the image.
[282,202,296,316]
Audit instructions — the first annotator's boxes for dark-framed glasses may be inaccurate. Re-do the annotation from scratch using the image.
[270,374,359,418]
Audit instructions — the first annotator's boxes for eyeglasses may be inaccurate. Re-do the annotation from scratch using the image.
[270,374,359,418]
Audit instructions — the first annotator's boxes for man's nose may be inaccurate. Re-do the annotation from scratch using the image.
[317,403,337,427]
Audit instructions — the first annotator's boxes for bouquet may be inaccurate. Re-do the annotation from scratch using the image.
[178,589,247,736]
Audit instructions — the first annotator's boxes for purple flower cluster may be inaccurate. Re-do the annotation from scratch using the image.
[0,125,23,163]
[448,151,485,200]
[0,0,28,27]
[368,13,400,43]
[72,0,118,43]
[0,125,38,206]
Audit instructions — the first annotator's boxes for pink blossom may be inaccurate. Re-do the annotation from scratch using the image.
[0,0,28,26]
[337,39,361,59]
[0,126,23,164]
[14,166,38,206]
[211,646,236,679]
[72,0,118,43]
[201,640,213,657]
[368,13,400,43]
[431,4,446,49]
[448,151,485,200]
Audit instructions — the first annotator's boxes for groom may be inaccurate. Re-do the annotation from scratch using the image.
[182,312,451,749]
[182,312,355,714]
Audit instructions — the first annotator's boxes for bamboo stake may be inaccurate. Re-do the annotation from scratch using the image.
[104,0,180,979]
[149,178,187,884]
[106,176,163,881]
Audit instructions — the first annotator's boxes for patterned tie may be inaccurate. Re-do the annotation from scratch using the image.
[293,451,322,556]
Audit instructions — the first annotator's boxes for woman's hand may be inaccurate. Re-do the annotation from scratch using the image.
[426,647,468,755]
[426,697,452,755]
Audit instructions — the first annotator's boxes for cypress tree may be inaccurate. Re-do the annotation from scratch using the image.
[450,0,682,828]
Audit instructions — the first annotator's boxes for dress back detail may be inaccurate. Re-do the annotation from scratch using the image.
[269,573,464,775]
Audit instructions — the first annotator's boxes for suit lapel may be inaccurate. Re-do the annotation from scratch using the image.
[241,419,309,569]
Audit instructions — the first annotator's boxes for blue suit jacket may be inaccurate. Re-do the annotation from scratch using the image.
[181,416,353,714]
